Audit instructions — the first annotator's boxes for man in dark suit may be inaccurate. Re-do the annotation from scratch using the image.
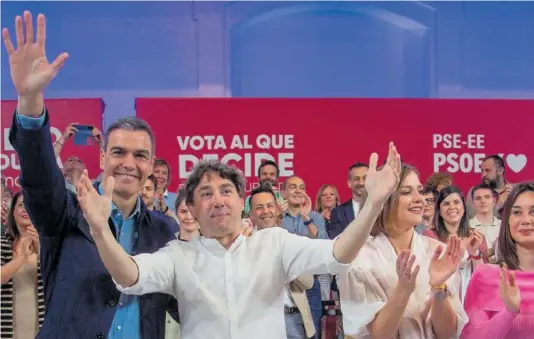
[328,162,368,239]
[4,11,178,339]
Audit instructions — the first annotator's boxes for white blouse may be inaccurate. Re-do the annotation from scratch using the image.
[338,231,468,339]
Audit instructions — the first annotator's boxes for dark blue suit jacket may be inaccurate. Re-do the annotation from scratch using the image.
[327,199,355,239]
[9,111,179,339]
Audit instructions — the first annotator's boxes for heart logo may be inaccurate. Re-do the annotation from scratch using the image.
[506,154,527,173]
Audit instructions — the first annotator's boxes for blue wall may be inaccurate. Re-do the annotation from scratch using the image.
[2,1,533,128]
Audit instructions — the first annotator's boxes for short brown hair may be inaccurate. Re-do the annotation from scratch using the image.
[498,181,534,270]
[369,163,419,237]
[425,172,453,191]
[184,160,246,206]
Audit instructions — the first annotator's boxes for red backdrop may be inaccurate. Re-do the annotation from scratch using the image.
[1,98,104,192]
[136,98,534,201]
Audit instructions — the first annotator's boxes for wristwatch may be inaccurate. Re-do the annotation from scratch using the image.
[431,284,449,301]
[303,218,313,226]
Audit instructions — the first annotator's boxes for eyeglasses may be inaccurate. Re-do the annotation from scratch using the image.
[425,198,436,205]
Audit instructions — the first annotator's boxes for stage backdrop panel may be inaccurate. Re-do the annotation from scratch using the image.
[135,98,534,200]
[1,98,105,192]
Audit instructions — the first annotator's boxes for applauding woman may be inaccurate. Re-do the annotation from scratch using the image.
[461,182,534,339]
[0,192,45,339]
[338,164,468,339]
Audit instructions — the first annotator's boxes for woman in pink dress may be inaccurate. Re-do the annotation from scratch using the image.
[461,181,534,339]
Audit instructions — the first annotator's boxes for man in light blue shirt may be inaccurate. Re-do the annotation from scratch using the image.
[280,175,327,338]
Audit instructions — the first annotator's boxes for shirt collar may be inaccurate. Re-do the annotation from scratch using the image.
[97,182,141,220]
[471,215,499,227]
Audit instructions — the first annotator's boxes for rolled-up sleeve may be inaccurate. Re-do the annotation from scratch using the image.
[280,228,350,281]
[338,266,385,338]
[115,245,176,296]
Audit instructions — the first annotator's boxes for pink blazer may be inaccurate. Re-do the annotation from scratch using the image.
[461,263,534,339]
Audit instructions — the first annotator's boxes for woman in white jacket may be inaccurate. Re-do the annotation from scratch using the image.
[338,163,469,339]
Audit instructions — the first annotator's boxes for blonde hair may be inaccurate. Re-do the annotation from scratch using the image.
[315,184,340,212]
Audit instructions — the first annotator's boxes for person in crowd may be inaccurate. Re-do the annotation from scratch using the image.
[73,142,402,338]
[1,176,13,236]
[466,155,514,218]
[248,184,316,339]
[281,175,328,337]
[174,188,201,242]
[425,171,453,193]
[415,185,437,234]
[469,183,501,262]
[461,181,534,339]
[153,159,178,216]
[339,163,469,339]
[3,11,178,338]
[424,186,488,302]
[53,122,104,193]
[164,189,201,339]
[1,192,44,339]
[244,160,285,216]
[329,162,368,239]
[315,184,340,237]
[141,175,179,232]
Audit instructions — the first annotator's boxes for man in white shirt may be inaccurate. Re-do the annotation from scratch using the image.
[469,183,501,260]
[76,143,401,339]
[248,184,315,339]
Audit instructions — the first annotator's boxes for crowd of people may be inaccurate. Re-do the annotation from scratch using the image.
[1,10,534,339]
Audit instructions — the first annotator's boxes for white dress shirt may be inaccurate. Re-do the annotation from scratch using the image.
[352,199,360,218]
[339,231,468,339]
[116,227,348,339]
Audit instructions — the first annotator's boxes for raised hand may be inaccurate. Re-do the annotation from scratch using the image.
[395,250,420,294]
[429,235,462,286]
[2,11,68,110]
[365,142,401,206]
[62,123,79,139]
[499,264,521,313]
[77,169,114,235]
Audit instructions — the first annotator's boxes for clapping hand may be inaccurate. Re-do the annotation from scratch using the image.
[77,169,114,236]
[499,263,520,313]
[365,142,401,206]
[462,229,484,257]
[395,250,420,294]
[429,235,462,286]
[299,194,312,220]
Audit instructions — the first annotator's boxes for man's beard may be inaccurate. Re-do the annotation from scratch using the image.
[260,179,277,189]
[483,177,498,189]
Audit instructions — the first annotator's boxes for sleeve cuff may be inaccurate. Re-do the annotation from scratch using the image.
[15,107,47,130]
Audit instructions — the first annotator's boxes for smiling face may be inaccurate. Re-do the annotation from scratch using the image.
[176,200,200,233]
[439,192,465,227]
[100,128,154,199]
[188,172,244,238]
[249,191,279,230]
[284,176,307,207]
[12,194,32,235]
[394,171,424,232]
[509,191,534,248]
